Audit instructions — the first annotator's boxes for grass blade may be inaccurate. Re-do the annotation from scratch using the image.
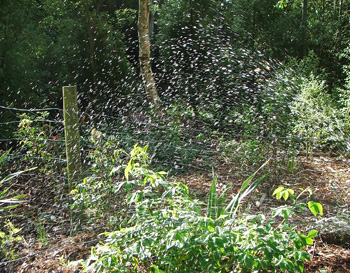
[226,160,270,218]
[207,175,218,219]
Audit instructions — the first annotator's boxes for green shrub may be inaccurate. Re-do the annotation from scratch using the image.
[71,131,155,225]
[78,147,321,272]
[220,139,266,170]
[229,51,350,156]
[0,221,22,261]
[291,76,349,152]
[14,112,65,174]
[336,45,350,153]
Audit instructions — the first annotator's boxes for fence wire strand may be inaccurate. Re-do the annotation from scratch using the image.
[0,106,62,112]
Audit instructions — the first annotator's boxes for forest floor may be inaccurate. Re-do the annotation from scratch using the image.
[2,154,350,273]
[176,154,350,273]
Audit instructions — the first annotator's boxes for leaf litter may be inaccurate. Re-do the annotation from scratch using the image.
[1,152,350,272]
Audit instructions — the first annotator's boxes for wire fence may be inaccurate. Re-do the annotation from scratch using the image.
[1,103,349,170]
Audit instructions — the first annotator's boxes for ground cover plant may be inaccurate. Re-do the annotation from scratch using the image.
[0,150,36,261]
[69,143,322,273]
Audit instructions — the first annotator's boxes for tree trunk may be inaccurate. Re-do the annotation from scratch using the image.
[149,0,155,38]
[138,0,160,109]
[301,0,308,58]
[339,0,343,20]
[82,0,97,88]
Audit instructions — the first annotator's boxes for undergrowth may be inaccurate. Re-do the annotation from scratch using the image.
[71,142,323,273]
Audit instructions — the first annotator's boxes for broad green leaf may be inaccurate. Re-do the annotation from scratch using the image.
[299,233,314,245]
[273,187,294,200]
[307,230,318,238]
[305,237,314,245]
[283,189,294,201]
[308,201,323,216]
[273,186,285,199]
[279,259,295,272]
[207,221,215,233]
[143,145,148,153]
[264,246,273,260]
[150,265,166,273]
[244,254,255,268]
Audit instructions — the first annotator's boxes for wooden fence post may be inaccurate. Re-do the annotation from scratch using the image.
[63,86,82,194]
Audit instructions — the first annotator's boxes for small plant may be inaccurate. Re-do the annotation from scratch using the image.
[35,211,49,246]
[0,150,35,261]
[71,132,153,225]
[0,150,35,213]
[273,186,323,218]
[0,221,22,260]
[14,112,65,174]
[220,139,267,172]
[286,154,298,173]
[272,186,323,244]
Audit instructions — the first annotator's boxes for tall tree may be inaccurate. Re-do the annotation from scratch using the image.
[138,0,160,109]
[81,0,97,89]
[301,0,308,58]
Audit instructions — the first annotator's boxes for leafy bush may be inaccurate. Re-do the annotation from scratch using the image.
[291,76,349,152]
[0,221,22,261]
[232,54,350,158]
[221,63,301,176]
[232,64,296,140]
[336,45,350,153]
[14,112,65,174]
[71,130,155,225]
[77,146,321,273]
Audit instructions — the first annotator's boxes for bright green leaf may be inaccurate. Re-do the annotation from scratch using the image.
[307,230,318,238]
[273,186,285,200]
[207,222,215,233]
[244,254,255,268]
[308,201,323,217]
[305,237,314,245]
